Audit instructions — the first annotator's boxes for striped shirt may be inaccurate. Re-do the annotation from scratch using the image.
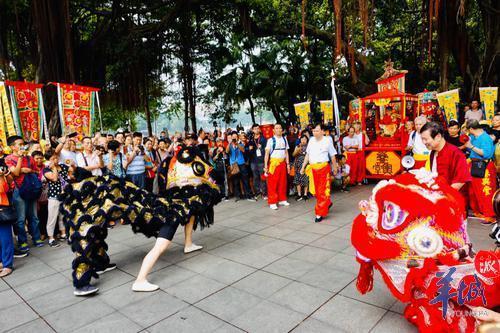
[126,151,145,175]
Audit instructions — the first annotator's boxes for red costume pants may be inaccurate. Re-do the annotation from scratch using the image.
[311,163,332,217]
[267,159,287,205]
[346,152,359,185]
[468,160,496,218]
[354,150,365,183]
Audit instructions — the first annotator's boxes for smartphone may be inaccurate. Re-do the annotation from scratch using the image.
[68,132,78,138]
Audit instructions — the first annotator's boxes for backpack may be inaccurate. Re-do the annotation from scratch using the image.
[269,137,288,156]
[18,157,43,201]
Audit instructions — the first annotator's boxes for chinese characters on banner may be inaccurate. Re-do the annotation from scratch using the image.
[5,81,44,141]
[365,151,401,176]
[479,87,498,122]
[0,82,17,144]
[417,91,438,116]
[436,89,460,121]
[376,73,406,93]
[55,83,99,137]
[320,100,333,123]
[294,102,311,127]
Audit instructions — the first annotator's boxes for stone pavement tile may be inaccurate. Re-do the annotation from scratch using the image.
[371,310,417,333]
[291,318,346,333]
[28,285,83,316]
[0,277,9,291]
[232,270,292,299]
[201,260,256,285]
[5,318,55,333]
[309,234,351,252]
[340,280,396,309]
[297,266,355,293]
[263,256,317,280]
[280,230,324,244]
[73,311,143,333]
[213,323,245,332]
[148,264,197,290]
[43,252,74,272]
[297,223,339,235]
[231,300,305,333]
[118,235,155,248]
[257,226,295,238]
[329,225,353,240]
[115,253,171,276]
[3,262,58,287]
[119,291,189,327]
[166,274,225,303]
[196,287,262,322]
[99,283,152,309]
[176,253,227,274]
[312,295,387,333]
[268,281,334,315]
[14,272,68,300]
[93,268,135,292]
[0,303,39,332]
[231,221,269,233]
[210,245,282,269]
[211,229,249,242]
[44,298,115,333]
[324,252,359,274]
[390,300,406,314]
[260,239,303,256]
[198,236,232,251]
[0,289,24,311]
[232,233,275,249]
[287,245,337,264]
[106,241,135,256]
[148,306,226,333]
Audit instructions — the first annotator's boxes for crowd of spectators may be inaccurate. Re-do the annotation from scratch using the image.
[0,100,498,278]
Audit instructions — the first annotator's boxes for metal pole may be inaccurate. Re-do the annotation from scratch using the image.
[331,69,341,152]
[96,91,103,132]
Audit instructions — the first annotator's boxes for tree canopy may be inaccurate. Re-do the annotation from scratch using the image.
[0,0,498,133]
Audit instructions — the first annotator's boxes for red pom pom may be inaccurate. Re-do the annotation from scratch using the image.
[356,259,374,294]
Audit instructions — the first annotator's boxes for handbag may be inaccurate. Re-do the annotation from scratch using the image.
[0,205,17,225]
[470,159,488,178]
[228,163,240,177]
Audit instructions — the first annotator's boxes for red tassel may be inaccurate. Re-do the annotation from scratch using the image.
[356,259,374,294]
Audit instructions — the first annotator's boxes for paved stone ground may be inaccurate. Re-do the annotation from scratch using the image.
[0,185,494,333]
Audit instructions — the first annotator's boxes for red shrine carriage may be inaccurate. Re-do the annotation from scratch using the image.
[350,61,418,179]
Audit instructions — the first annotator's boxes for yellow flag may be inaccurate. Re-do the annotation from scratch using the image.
[320,100,333,123]
[436,89,459,121]
[479,87,498,123]
[294,102,311,127]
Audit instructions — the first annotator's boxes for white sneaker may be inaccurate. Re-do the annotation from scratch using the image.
[132,281,159,292]
[278,201,290,206]
[184,244,203,254]
[269,204,278,210]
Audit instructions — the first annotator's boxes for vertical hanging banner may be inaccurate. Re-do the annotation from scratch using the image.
[0,82,19,144]
[348,99,361,123]
[436,89,460,121]
[50,83,99,137]
[320,100,333,123]
[5,81,44,141]
[294,102,311,127]
[479,87,498,123]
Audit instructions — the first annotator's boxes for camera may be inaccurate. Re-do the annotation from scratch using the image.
[95,145,106,153]
[0,165,8,174]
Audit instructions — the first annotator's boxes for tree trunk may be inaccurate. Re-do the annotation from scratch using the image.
[248,96,256,124]
[32,0,75,136]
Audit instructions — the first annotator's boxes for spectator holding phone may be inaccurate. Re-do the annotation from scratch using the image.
[76,137,104,176]
[126,132,146,189]
[103,140,127,179]
[6,135,44,251]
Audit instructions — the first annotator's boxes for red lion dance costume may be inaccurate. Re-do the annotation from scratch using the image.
[351,170,499,332]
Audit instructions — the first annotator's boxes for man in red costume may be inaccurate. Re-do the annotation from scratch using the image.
[264,123,290,210]
[300,124,338,223]
[420,122,471,192]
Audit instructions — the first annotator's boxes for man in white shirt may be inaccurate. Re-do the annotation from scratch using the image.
[76,137,104,176]
[406,116,430,169]
[301,124,338,223]
[464,101,484,122]
[264,123,290,210]
[342,126,360,185]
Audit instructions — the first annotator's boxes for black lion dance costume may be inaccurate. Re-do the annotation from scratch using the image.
[60,146,221,295]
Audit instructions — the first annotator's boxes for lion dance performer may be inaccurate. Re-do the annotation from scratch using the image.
[60,146,221,296]
[351,170,500,332]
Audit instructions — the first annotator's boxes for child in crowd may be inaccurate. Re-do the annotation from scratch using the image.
[334,154,350,192]
[42,151,70,247]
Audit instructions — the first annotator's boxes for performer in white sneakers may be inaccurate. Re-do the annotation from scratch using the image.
[264,123,290,210]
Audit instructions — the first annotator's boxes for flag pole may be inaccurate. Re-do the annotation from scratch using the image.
[96,91,103,132]
[331,69,341,152]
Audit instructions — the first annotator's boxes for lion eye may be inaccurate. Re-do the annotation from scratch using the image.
[192,162,205,176]
[381,201,408,230]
